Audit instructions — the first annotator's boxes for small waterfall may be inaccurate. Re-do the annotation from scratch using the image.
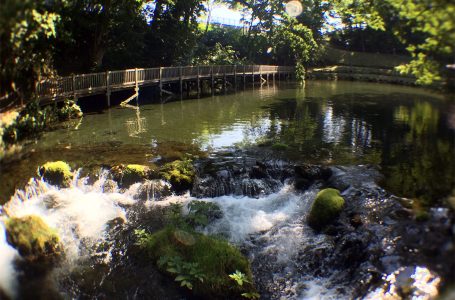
[200,185,344,299]
[193,175,283,198]
[0,171,134,297]
[203,184,311,243]
[125,179,172,201]
[192,155,294,198]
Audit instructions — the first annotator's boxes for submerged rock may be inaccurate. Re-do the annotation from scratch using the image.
[192,155,293,198]
[308,188,345,230]
[38,161,73,187]
[4,215,61,263]
[294,164,332,190]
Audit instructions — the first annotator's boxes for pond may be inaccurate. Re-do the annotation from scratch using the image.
[0,80,454,299]
[2,81,454,205]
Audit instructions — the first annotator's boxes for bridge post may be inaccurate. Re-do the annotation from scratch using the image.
[251,66,255,84]
[211,66,214,95]
[106,71,111,107]
[223,66,227,91]
[72,74,77,100]
[243,65,246,88]
[234,65,237,89]
[197,66,201,96]
[179,66,183,95]
[159,67,163,98]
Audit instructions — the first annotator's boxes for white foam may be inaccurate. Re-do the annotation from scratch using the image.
[203,185,315,243]
[0,221,19,299]
[0,171,132,296]
[299,278,342,300]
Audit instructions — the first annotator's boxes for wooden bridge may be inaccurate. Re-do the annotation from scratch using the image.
[36,65,294,106]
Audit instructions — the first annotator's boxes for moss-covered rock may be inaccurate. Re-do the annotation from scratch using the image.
[159,159,195,192]
[271,142,289,151]
[308,188,345,230]
[110,164,154,188]
[136,227,257,299]
[4,215,61,263]
[38,161,73,187]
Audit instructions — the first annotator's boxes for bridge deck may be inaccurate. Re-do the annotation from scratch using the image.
[36,65,294,101]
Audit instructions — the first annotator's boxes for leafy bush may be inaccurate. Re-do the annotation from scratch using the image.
[2,99,82,145]
[157,255,205,290]
[186,200,223,228]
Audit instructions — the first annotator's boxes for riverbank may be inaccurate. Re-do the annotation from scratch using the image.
[307,65,418,86]
[0,100,83,161]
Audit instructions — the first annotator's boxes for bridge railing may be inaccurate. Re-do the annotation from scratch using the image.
[35,65,295,100]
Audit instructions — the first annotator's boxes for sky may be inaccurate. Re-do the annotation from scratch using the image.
[206,4,245,26]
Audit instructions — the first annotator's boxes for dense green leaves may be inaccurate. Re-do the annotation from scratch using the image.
[1,0,455,103]
[330,0,455,85]
[0,0,59,99]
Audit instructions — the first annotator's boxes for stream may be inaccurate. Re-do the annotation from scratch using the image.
[0,81,454,299]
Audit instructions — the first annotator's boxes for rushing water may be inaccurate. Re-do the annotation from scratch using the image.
[0,80,454,299]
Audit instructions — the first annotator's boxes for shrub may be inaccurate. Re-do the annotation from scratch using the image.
[185,200,223,228]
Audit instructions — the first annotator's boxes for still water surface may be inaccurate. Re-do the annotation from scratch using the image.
[1,80,454,205]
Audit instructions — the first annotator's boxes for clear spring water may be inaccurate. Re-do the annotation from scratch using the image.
[0,80,453,298]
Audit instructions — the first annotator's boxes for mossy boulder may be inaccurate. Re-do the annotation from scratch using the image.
[308,188,345,230]
[4,215,62,263]
[38,161,73,187]
[110,164,154,188]
[159,159,195,192]
[271,142,289,151]
[136,227,257,299]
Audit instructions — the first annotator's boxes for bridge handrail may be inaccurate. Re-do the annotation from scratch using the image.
[35,65,295,99]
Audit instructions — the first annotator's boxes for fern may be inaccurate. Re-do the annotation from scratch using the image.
[229,270,250,286]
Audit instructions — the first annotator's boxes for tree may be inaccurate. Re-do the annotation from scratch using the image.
[331,0,455,85]
[272,19,317,80]
[390,0,455,85]
[54,0,147,73]
[0,0,59,102]
[144,0,205,66]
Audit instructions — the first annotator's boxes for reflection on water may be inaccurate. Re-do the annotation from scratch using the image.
[1,81,454,205]
[125,105,147,137]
